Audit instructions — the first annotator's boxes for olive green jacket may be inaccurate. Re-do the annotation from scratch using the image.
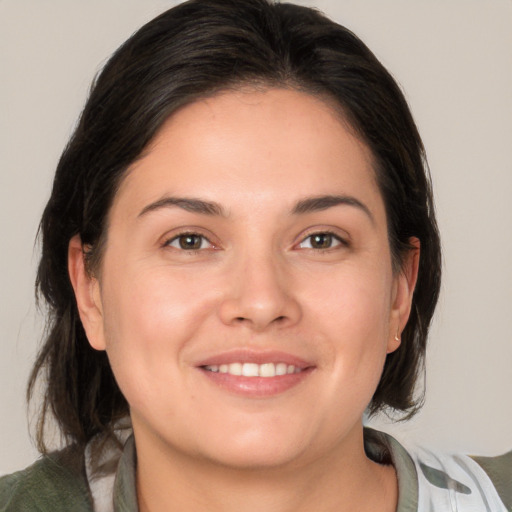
[1,429,510,511]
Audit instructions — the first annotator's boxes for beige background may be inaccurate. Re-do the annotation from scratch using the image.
[1,0,511,474]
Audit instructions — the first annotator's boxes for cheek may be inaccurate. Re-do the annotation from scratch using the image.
[298,261,393,381]
[98,265,220,400]
[102,263,215,335]
[301,261,392,334]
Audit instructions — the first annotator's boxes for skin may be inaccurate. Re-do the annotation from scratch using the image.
[69,88,419,512]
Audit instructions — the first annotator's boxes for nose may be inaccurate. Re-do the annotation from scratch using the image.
[218,252,302,332]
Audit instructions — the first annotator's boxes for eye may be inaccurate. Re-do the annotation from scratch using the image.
[165,233,213,251]
[298,232,345,250]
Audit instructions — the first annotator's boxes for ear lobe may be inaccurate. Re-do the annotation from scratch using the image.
[387,237,420,354]
[68,235,106,351]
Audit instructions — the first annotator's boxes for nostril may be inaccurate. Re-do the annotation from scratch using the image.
[234,315,285,324]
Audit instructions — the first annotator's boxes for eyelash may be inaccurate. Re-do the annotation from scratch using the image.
[163,230,348,253]
[164,232,215,252]
[296,231,348,251]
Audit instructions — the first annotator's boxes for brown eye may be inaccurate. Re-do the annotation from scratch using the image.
[167,233,210,250]
[180,234,202,250]
[310,234,333,249]
[298,232,343,250]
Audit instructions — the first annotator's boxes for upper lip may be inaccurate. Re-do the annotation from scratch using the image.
[195,349,313,369]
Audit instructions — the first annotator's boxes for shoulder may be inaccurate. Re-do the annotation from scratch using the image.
[408,444,512,512]
[0,448,93,512]
[365,428,511,512]
[471,450,512,511]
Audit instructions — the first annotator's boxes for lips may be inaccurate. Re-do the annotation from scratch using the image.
[196,349,311,368]
[196,350,314,397]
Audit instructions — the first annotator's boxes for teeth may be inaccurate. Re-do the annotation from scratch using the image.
[229,362,243,376]
[242,363,259,377]
[275,363,287,376]
[204,362,303,377]
[259,363,275,377]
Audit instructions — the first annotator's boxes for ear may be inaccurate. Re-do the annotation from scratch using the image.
[68,235,106,351]
[387,237,420,354]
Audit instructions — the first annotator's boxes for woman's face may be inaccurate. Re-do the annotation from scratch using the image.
[72,88,416,469]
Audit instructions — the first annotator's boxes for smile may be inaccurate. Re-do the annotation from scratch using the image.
[196,350,313,397]
[203,362,303,377]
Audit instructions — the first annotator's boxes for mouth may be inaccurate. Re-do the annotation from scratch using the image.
[196,351,314,397]
[202,362,303,377]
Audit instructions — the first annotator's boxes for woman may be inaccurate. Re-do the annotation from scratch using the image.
[0,1,510,511]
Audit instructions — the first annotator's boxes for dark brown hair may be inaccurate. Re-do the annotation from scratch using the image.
[29,0,441,452]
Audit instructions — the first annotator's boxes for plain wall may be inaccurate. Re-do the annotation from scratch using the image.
[1,0,511,474]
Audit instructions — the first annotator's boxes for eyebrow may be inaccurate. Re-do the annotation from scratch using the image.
[138,193,373,222]
[292,194,374,223]
[138,197,226,217]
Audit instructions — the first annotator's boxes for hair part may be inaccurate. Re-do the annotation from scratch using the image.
[29,0,441,453]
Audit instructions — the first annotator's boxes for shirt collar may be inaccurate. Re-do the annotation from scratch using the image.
[109,428,418,512]
[113,435,139,512]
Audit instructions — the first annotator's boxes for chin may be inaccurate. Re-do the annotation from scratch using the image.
[201,436,309,471]
[187,414,321,471]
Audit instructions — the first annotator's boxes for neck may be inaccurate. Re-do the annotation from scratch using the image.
[135,427,398,512]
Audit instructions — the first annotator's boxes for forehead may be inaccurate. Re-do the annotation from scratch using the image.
[112,88,383,221]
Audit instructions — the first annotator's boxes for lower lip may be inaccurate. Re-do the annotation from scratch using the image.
[198,367,313,397]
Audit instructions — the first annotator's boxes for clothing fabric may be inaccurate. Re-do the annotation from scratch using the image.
[1,428,510,511]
